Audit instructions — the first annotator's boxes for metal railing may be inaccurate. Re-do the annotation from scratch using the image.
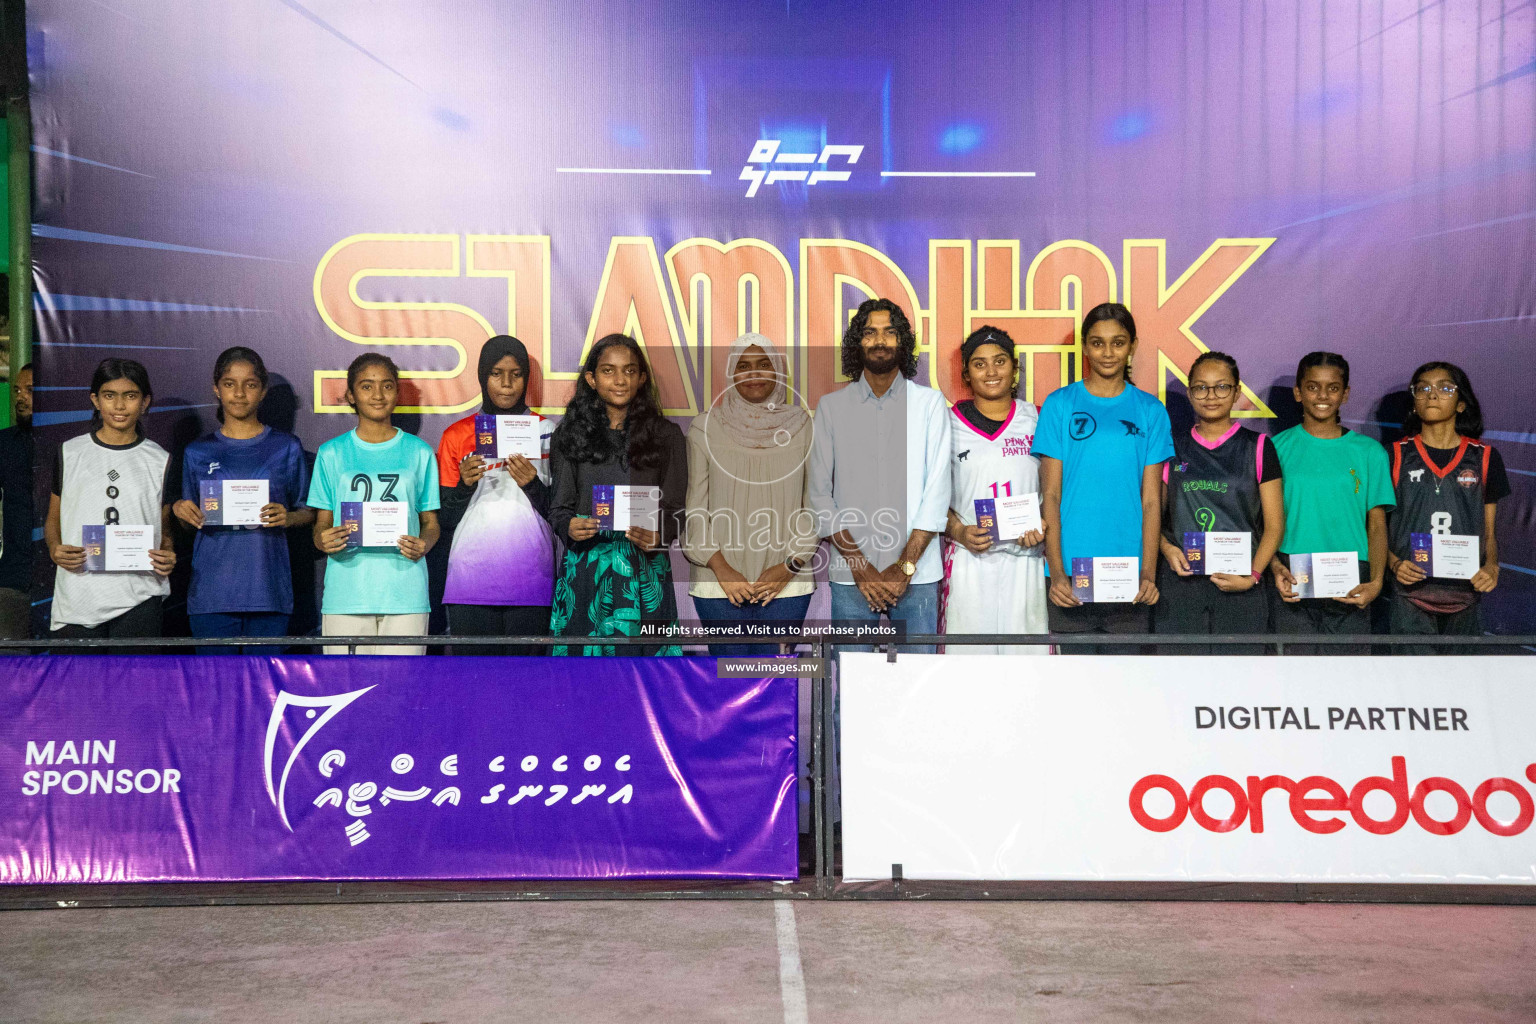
[5,632,1533,652]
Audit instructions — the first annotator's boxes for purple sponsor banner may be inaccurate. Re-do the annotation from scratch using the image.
[0,656,798,883]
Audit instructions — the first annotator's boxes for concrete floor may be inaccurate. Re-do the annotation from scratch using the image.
[1,900,1532,1023]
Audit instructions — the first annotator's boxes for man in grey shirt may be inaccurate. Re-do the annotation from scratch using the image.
[808,298,951,652]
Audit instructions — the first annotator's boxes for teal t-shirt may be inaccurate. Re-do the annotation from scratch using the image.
[1272,426,1394,560]
[306,427,441,615]
[1032,380,1174,573]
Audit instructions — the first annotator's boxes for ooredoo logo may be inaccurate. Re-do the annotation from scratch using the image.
[1129,757,1536,837]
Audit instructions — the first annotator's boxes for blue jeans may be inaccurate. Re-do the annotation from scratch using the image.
[829,580,939,654]
[691,592,814,656]
[189,611,291,655]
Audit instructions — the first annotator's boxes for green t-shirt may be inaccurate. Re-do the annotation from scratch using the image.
[1272,425,1394,559]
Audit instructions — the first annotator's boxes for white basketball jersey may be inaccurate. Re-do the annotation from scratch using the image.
[948,400,1041,555]
[51,432,170,629]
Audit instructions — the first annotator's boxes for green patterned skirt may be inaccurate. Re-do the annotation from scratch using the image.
[549,535,682,656]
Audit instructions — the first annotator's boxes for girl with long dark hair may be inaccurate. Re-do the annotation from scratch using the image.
[549,334,686,656]
[1034,303,1173,652]
[172,346,312,650]
[1384,361,1507,647]
[46,358,177,645]
[435,335,556,655]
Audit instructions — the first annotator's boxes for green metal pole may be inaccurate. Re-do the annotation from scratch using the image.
[7,93,28,378]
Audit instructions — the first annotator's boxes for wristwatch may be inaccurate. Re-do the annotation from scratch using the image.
[784,556,807,574]
[898,559,916,577]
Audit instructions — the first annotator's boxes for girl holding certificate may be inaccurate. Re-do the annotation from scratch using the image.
[435,335,556,655]
[1035,304,1173,653]
[1155,351,1283,653]
[172,347,312,650]
[683,332,817,656]
[46,358,176,646]
[1270,352,1394,652]
[306,353,440,654]
[549,334,686,656]
[940,326,1047,655]
[1384,362,1506,647]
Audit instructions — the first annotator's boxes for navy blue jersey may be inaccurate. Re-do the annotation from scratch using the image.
[180,427,309,614]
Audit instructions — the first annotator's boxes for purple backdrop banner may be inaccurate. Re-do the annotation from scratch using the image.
[23,1,1536,631]
[0,656,798,883]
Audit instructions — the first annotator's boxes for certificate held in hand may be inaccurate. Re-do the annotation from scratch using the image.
[474,414,543,460]
[592,485,661,532]
[1070,556,1139,603]
[1182,531,1252,576]
[200,479,269,527]
[82,525,159,572]
[340,501,410,549]
[1410,533,1479,580]
[1289,552,1360,598]
[975,494,1042,545]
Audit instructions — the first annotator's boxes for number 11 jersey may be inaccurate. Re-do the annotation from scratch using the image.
[942,399,1047,653]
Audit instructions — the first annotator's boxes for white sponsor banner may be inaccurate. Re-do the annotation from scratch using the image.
[841,654,1536,883]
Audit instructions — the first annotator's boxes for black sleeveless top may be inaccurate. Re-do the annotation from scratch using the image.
[1389,436,1494,607]
[1165,425,1277,563]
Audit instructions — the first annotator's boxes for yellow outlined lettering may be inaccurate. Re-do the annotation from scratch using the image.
[1122,238,1276,417]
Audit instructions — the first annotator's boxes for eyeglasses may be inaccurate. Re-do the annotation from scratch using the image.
[1188,382,1235,398]
[1411,383,1458,397]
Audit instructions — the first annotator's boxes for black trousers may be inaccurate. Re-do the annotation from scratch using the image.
[447,604,553,656]
[1048,598,1151,655]
[53,596,164,655]
[0,586,30,652]
[1386,585,1481,655]
[1267,587,1371,655]
[1154,568,1268,655]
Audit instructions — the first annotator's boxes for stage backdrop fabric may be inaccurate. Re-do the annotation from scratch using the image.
[0,655,799,883]
[23,1,1536,630]
[841,653,1536,884]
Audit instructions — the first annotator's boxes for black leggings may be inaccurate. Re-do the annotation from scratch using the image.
[53,596,164,655]
[1154,568,1269,655]
[446,604,553,656]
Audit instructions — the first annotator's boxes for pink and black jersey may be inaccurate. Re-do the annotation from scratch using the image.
[1164,424,1280,563]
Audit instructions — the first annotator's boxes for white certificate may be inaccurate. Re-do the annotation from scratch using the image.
[221,479,269,526]
[1090,556,1139,603]
[993,493,1042,539]
[614,486,660,533]
[360,501,409,548]
[1202,531,1252,575]
[489,415,543,459]
[1295,551,1360,599]
[104,526,157,572]
[1430,534,1480,580]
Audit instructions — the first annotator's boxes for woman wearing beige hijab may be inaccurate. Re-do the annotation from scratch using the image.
[684,332,819,655]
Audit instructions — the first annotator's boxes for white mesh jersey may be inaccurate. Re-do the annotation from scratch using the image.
[51,433,170,629]
[947,400,1043,546]
[942,400,1048,654]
